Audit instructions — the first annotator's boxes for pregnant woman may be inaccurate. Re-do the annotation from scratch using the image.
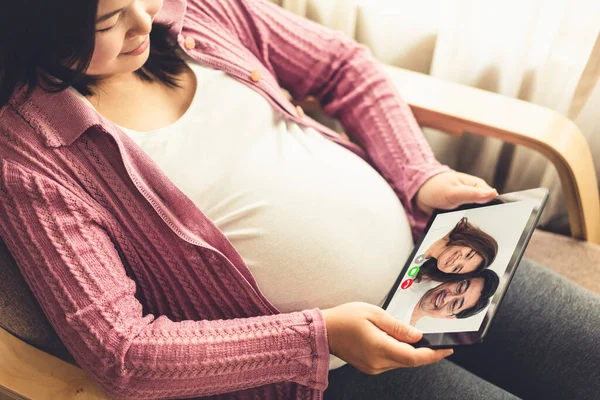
[1,1,598,399]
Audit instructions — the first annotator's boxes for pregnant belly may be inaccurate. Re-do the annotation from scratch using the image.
[200,127,415,314]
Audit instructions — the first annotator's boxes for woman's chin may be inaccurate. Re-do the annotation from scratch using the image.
[86,59,149,79]
[129,54,150,71]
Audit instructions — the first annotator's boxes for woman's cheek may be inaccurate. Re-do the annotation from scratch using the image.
[87,38,123,75]
[441,248,453,268]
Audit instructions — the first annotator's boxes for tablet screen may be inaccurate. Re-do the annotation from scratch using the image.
[385,199,537,334]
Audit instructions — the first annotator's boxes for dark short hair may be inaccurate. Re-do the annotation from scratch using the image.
[455,269,500,319]
[0,0,186,109]
[416,217,499,283]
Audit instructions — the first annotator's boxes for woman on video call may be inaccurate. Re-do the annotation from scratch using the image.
[415,217,499,283]
[0,0,599,399]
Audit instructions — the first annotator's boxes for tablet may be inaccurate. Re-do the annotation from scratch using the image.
[382,188,549,348]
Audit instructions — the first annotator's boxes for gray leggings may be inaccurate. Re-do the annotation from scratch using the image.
[324,258,600,400]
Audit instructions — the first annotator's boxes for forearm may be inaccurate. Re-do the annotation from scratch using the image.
[71,304,329,399]
[215,0,450,234]
[315,47,451,233]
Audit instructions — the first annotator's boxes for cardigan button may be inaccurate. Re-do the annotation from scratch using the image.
[250,69,261,83]
[184,36,196,50]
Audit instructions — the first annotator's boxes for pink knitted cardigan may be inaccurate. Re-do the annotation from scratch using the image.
[0,0,449,398]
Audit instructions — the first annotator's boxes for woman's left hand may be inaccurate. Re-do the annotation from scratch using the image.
[415,171,498,215]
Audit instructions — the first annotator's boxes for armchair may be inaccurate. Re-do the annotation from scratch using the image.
[1,64,599,400]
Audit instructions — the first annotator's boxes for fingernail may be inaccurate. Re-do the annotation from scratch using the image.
[408,327,420,338]
[445,349,454,357]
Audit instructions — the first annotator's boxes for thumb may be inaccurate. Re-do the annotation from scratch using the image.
[448,185,497,207]
[372,310,423,344]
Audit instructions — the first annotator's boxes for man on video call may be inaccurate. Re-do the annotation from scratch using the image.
[410,269,500,326]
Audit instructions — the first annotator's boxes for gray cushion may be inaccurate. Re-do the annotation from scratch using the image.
[0,237,77,366]
[525,229,600,295]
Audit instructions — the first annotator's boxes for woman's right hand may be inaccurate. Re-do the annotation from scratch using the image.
[321,302,453,375]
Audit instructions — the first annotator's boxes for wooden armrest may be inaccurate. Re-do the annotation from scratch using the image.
[0,327,111,399]
[380,65,600,244]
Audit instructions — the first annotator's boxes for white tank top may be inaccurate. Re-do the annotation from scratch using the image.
[73,56,414,369]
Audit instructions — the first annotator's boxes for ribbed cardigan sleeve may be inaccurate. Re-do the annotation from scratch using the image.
[0,160,329,399]
[204,0,451,235]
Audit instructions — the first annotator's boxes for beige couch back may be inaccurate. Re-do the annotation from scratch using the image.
[271,0,440,74]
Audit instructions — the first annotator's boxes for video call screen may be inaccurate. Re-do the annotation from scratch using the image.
[385,200,536,334]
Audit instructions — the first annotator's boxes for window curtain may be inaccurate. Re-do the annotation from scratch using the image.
[272,0,600,235]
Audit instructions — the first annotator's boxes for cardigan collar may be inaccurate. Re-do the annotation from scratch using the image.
[8,0,187,148]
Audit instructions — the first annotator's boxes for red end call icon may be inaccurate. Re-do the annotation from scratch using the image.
[401,279,413,290]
